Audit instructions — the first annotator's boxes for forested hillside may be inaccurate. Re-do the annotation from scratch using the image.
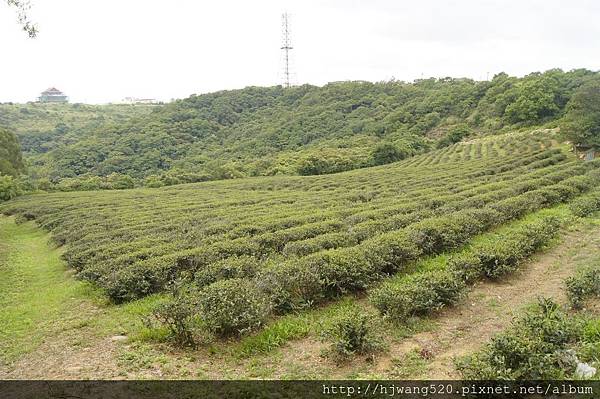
[2,69,599,190]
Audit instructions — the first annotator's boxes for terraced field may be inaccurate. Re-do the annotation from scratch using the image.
[2,130,600,340]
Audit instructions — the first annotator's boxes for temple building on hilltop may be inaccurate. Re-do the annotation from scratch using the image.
[38,87,68,103]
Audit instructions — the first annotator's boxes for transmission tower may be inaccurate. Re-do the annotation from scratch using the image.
[280,12,293,88]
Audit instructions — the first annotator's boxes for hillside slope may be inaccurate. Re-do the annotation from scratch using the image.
[2,69,597,188]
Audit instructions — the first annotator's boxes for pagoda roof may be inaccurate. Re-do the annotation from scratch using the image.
[41,87,65,95]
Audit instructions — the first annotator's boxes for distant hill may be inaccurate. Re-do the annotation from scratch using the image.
[1,68,598,189]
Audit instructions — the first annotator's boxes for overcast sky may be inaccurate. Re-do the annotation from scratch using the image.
[1,0,598,104]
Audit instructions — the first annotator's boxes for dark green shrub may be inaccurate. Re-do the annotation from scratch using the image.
[307,246,379,297]
[371,143,407,165]
[519,216,561,250]
[361,230,422,274]
[283,232,355,256]
[551,183,581,202]
[199,278,271,336]
[566,266,600,309]
[255,261,323,313]
[488,196,535,222]
[194,255,259,287]
[323,308,386,360]
[405,218,464,255]
[147,285,202,347]
[474,217,559,279]
[568,191,600,217]
[475,238,529,278]
[448,252,483,284]
[101,264,163,303]
[457,299,583,379]
[256,246,379,313]
[0,175,20,201]
[370,269,466,322]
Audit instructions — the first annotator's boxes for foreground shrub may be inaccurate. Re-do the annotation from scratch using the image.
[322,308,386,361]
[146,285,202,347]
[256,246,380,313]
[568,190,600,217]
[255,261,324,313]
[370,269,466,322]
[102,264,164,303]
[456,299,584,379]
[566,266,600,309]
[361,231,422,274]
[474,239,528,278]
[198,278,271,336]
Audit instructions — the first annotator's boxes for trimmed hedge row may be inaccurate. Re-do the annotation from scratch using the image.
[253,173,590,314]
[369,215,562,322]
[100,161,593,302]
[452,216,561,280]
[282,162,585,257]
[370,269,466,321]
[568,189,600,217]
[40,148,570,270]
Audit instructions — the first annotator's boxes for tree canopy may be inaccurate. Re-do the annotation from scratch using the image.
[0,127,25,177]
[561,78,600,148]
[3,69,599,191]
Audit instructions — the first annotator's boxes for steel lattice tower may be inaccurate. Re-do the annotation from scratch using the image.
[280,13,293,88]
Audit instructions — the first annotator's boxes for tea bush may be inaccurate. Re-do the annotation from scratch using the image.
[194,255,259,287]
[568,189,600,217]
[323,308,387,360]
[370,269,466,322]
[456,299,584,379]
[147,285,202,347]
[566,266,600,309]
[198,278,271,336]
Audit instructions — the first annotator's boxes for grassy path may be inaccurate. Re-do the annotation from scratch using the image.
[0,216,160,378]
[0,216,97,364]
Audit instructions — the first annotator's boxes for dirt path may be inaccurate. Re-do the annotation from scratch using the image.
[272,224,600,379]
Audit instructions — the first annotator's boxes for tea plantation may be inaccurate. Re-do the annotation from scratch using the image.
[2,130,599,339]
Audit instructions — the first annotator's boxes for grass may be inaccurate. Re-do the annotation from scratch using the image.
[0,216,95,363]
[0,216,163,366]
[229,297,360,358]
[389,349,429,378]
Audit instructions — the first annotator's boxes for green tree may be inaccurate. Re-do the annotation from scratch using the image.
[503,73,561,124]
[562,79,600,147]
[0,127,26,177]
[0,175,19,201]
[371,143,406,165]
[104,173,135,190]
[436,124,472,148]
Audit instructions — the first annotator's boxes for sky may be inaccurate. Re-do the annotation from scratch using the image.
[0,0,599,104]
